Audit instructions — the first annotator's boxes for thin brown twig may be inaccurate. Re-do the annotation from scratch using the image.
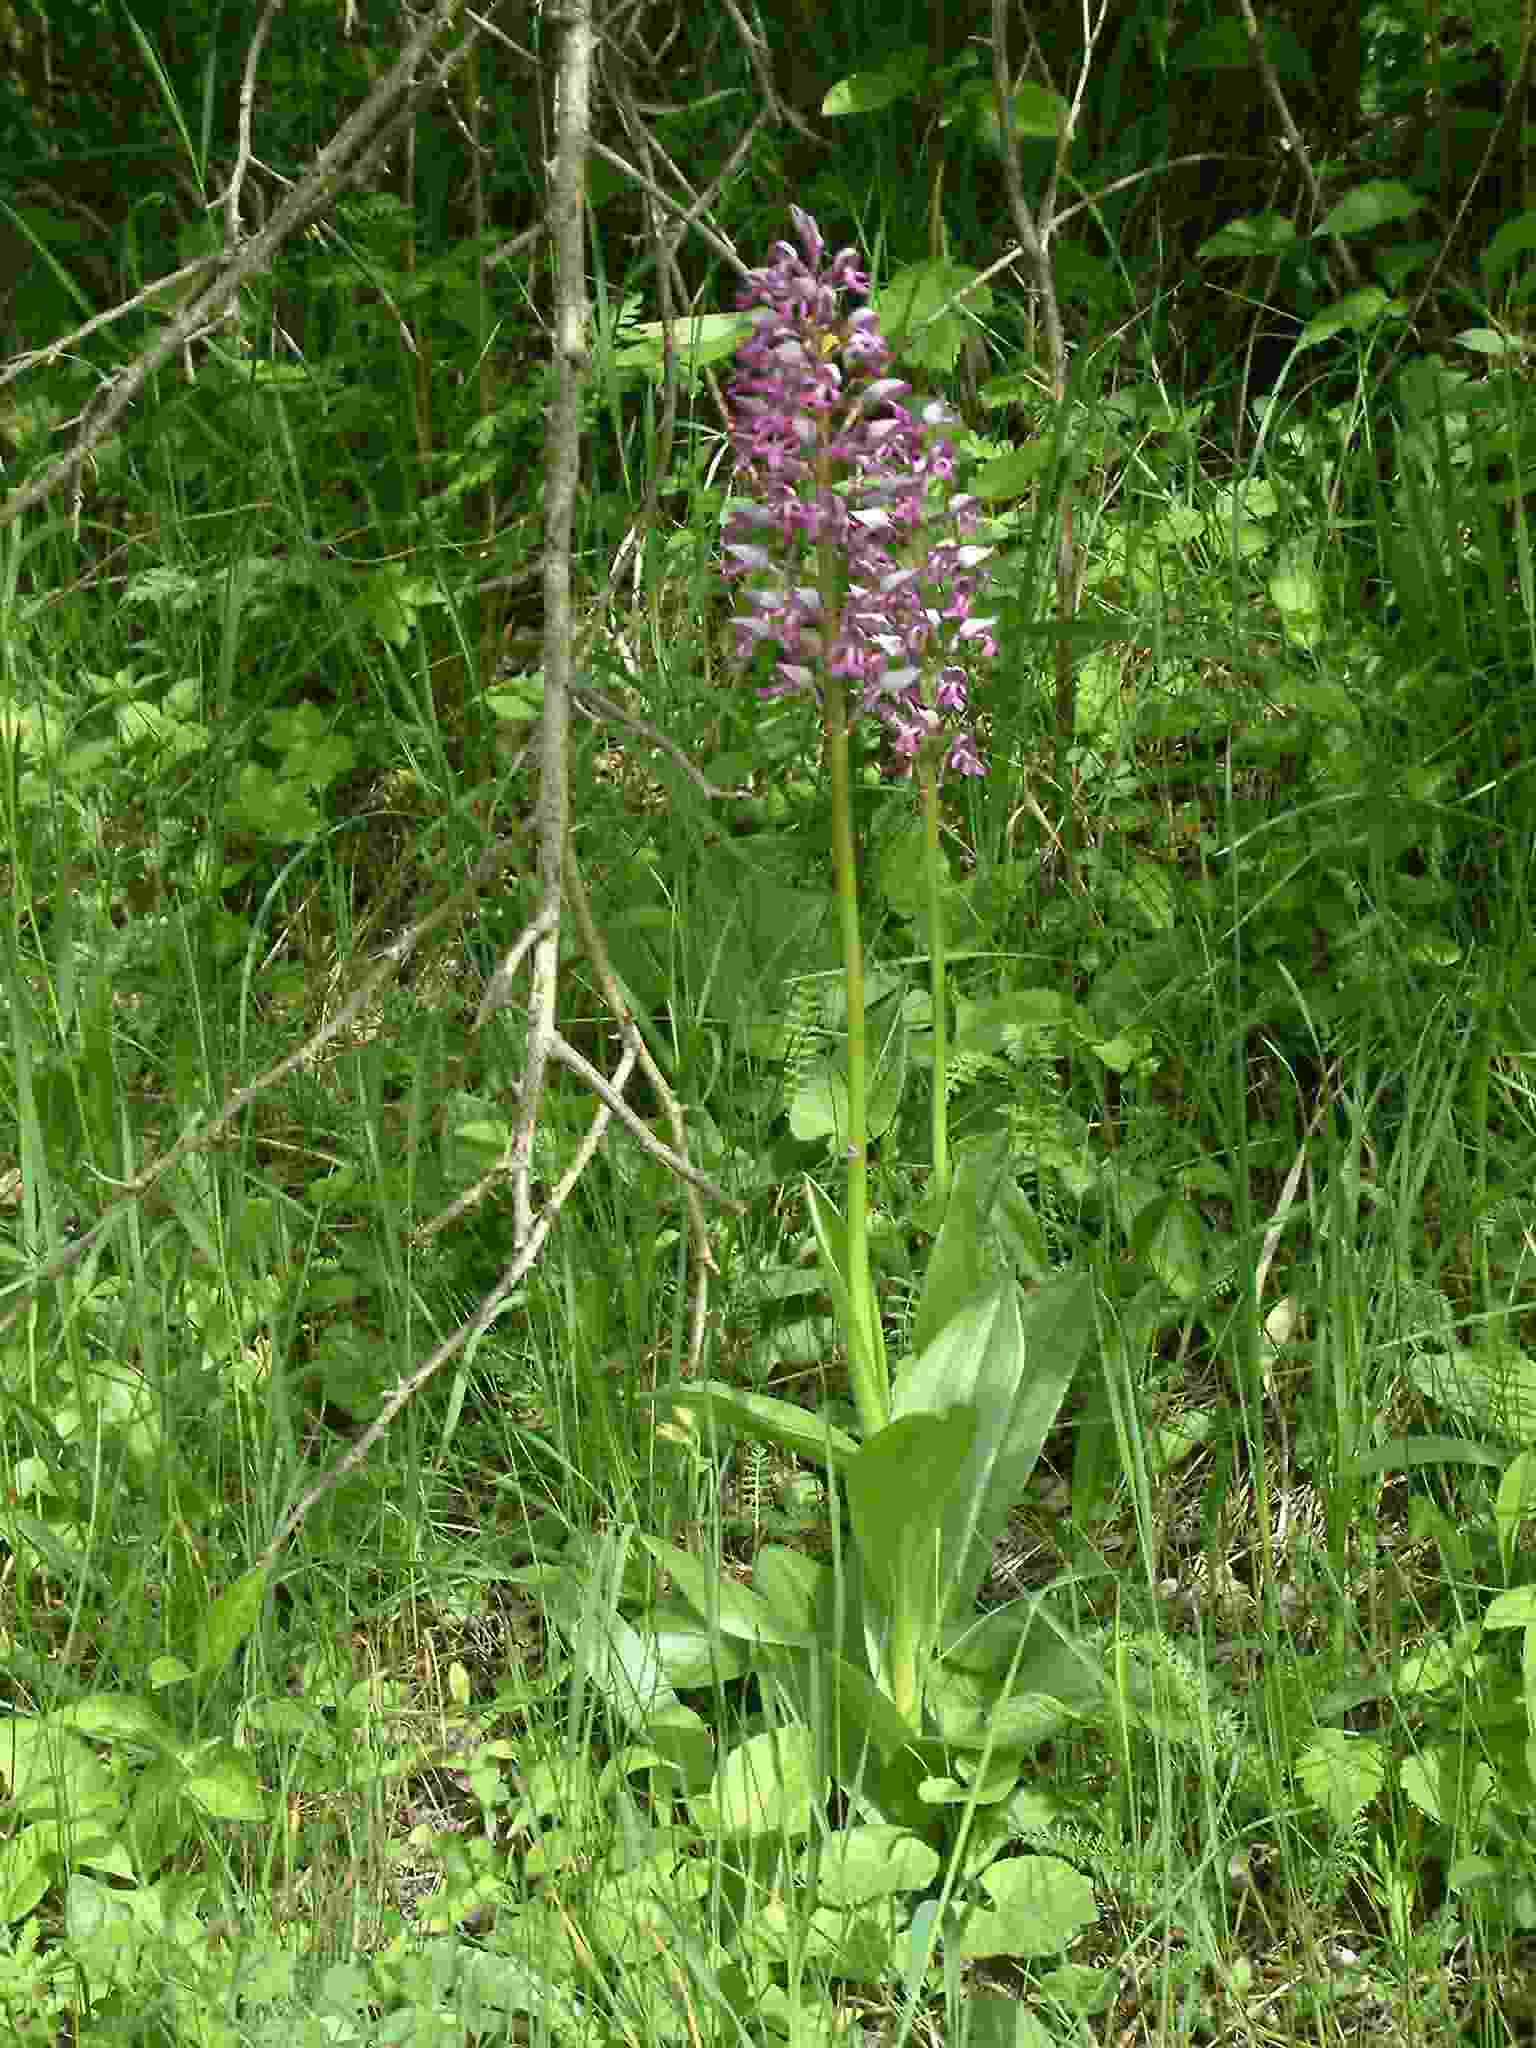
[716,0,824,147]
[991,0,1081,888]
[1369,8,1536,402]
[561,842,722,1369]
[571,683,742,801]
[219,0,284,249]
[0,259,232,394]
[1040,0,1112,246]
[547,1025,739,1211]
[586,139,746,276]
[257,1030,638,1573]
[508,0,593,1249]
[1235,0,1358,286]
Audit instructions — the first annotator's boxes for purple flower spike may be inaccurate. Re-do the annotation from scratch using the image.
[723,214,996,779]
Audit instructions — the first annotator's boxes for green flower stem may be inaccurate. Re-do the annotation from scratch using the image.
[919,745,950,1208]
[818,510,887,1438]
[822,661,887,1438]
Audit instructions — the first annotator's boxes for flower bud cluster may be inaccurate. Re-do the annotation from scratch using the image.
[723,208,996,777]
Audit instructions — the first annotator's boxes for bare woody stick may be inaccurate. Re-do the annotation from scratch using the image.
[0,0,476,531]
[505,0,594,1249]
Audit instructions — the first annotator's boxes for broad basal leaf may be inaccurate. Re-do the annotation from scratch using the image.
[847,1408,976,1631]
[894,1275,1095,1622]
[911,1135,1011,1356]
[194,1566,269,1679]
[703,1726,822,1839]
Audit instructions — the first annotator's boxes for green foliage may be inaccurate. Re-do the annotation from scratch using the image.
[10,3,1536,2040]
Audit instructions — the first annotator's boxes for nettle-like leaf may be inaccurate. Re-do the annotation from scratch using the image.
[876,259,994,375]
[0,1828,52,1922]
[183,1741,269,1822]
[1294,1730,1387,1828]
[1318,180,1422,239]
[1298,287,1401,348]
[1197,212,1299,262]
[1405,1336,1536,1445]
[1399,1744,1495,1831]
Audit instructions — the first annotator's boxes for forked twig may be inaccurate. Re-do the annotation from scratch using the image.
[0,0,482,530]
[259,0,780,1556]
[572,680,742,800]
[257,1027,637,1573]
[219,0,283,249]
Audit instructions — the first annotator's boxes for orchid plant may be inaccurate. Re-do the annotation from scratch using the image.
[638,214,1097,1842]
[721,205,995,1444]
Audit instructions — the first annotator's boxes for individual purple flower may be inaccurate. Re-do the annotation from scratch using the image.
[723,208,995,778]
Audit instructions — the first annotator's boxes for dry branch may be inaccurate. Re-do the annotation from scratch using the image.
[506,0,593,1250]
[0,0,485,530]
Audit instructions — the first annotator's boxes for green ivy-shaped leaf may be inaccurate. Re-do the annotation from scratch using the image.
[957,1853,1098,1958]
[942,78,1066,152]
[1197,213,1299,262]
[183,1741,270,1822]
[802,1825,940,1906]
[1298,288,1400,347]
[1172,19,1311,79]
